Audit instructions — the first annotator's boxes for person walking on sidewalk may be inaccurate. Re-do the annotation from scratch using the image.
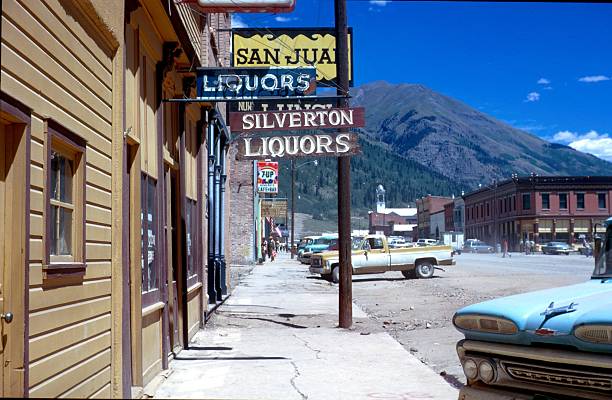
[261,239,267,262]
[502,238,511,258]
[267,236,277,262]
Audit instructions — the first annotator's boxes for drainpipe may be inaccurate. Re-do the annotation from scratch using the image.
[219,143,227,296]
[207,110,217,304]
[214,133,223,301]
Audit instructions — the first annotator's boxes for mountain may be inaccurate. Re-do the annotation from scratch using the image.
[351,81,612,189]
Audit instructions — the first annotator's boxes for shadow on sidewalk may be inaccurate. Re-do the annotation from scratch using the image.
[174,356,288,361]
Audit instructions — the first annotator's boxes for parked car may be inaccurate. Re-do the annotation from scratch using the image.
[415,238,438,246]
[299,234,337,264]
[452,217,612,400]
[297,236,320,258]
[541,241,575,255]
[463,240,494,253]
[310,234,455,283]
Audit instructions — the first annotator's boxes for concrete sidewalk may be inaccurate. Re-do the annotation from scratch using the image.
[154,254,458,400]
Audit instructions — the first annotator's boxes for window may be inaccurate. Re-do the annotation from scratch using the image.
[365,237,384,250]
[598,193,607,209]
[522,193,531,210]
[576,193,585,209]
[45,123,85,272]
[486,203,489,217]
[513,196,516,211]
[541,193,550,209]
[141,174,160,305]
[187,199,200,287]
[559,193,568,209]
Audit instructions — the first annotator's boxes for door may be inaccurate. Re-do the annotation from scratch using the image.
[1,112,28,398]
[167,169,181,352]
[356,237,389,274]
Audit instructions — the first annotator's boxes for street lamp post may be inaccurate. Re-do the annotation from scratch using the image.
[289,160,318,259]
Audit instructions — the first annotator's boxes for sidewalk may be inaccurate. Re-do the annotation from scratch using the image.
[154,253,458,400]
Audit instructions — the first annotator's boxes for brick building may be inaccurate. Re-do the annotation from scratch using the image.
[416,195,453,238]
[368,185,417,237]
[463,176,612,249]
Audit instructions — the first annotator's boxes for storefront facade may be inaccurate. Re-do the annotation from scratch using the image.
[1,0,231,397]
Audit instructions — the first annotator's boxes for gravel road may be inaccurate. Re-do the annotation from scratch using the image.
[348,252,596,387]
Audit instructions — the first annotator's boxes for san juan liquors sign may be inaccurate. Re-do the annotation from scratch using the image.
[232,28,354,86]
[256,161,279,193]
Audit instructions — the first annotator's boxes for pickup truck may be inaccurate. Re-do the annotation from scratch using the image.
[309,234,455,283]
[453,216,612,400]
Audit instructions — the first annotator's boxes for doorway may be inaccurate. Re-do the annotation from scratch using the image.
[1,102,29,398]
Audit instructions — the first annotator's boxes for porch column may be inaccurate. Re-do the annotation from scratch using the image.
[207,112,217,303]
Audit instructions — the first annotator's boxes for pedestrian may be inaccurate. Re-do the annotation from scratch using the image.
[519,239,524,253]
[502,238,510,258]
[262,239,267,262]
[267,236,276,261]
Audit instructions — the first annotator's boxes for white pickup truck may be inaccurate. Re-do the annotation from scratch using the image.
[309,234,455,283]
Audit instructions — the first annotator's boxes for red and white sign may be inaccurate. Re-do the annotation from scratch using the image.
[229,107,365,133]
[257,161,279,193]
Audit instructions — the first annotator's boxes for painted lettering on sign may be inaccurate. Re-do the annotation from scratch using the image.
[196,67,316,100]
[229,107,365,133]
[232,28,354,86]
[236,133,361,160]
[230,98,337,113]
[257,161,279,193]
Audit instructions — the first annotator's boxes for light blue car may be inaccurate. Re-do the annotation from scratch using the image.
[298,234,338,264]
[453,217,612,400]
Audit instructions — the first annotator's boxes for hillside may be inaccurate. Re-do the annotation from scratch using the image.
[276,138,463,220]
[351,81,612,189]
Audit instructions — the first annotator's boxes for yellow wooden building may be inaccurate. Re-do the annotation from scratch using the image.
[1,0,232,397]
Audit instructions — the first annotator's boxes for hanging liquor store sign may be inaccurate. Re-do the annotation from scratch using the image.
[236,132,361,160]
[196,66,316,100]
[229,107,365,133]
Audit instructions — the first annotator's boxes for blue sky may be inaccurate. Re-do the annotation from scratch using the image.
[232,1,612,161]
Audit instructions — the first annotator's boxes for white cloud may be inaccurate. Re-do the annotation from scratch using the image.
[274,16,297,22]
[525,92,540,102]
[231,15,247,28]
[370,0,390,5]
[553,130,577,142]
[537,78,551,85]
[578,75,610,83]
[553,130,612,162]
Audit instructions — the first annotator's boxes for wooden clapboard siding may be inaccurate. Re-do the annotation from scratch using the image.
[86,165,112,191]
[29,296,111,337]
[87,222,112,243]
[28,349,111,398]
[29,315,111,362]
[29,331,111,386]
[86,185,112,208]
[86,204,112,227]
[30,279,111,311]
[30,261,111,288]
[90,382,111,399]
[58,365,110,399]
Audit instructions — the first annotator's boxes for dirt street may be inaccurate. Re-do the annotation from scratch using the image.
[347,252,595,387]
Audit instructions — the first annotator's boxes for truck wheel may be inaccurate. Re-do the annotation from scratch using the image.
[415,261,435,279]
[402,269,416,279]
[331,266,340,284]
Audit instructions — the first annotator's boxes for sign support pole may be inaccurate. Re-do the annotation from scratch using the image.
[335,0,352,329]
[291,159,296,259]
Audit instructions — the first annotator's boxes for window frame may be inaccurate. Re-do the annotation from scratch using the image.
[576,192,585,210]
[141,173,161,307]
[559,192,568,210]
[522,193,531,211]
[541,193,550,210]
[43,122,86,275]
[186,198,201,288]
[597,192,607,209]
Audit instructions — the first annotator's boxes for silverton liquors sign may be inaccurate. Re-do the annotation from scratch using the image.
[235,133,361,160]
[229,107,365,133]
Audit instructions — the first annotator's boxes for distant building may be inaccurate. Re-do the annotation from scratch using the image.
[430,209,446,240]
[463,175,612,249]
[444,201,454,232]
[453,195,466,233]
[369,185,417,237]
[416,195,454,238]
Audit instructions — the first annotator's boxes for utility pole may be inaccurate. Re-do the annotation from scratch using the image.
[291,159,296,259]
[335,0,352,328]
